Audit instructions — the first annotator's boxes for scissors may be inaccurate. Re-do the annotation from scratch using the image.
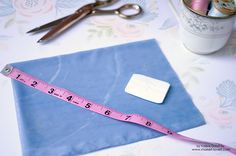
[27,0,143,43]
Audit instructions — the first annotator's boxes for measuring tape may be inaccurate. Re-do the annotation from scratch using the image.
[1,64,236,155]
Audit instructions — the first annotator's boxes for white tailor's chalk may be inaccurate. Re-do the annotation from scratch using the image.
[125,74,170,104]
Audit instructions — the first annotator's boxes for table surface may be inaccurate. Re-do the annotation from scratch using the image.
[0,0,236,156]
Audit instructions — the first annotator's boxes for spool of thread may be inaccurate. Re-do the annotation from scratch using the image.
[208,1,229,17]
[190,0,210,15]
[213,0,236,15]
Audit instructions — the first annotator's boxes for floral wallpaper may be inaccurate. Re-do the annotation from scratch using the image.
[0,1,236,156]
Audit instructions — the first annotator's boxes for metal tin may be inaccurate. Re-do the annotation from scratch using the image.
[183,0,236,19]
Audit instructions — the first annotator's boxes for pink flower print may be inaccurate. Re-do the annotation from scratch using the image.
[202,97,236,128]
[12,0,53,17]
[114,22,145,38]
[208,106,236,127]
[89,16,117,27]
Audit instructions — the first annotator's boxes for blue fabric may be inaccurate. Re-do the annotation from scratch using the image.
[11,39,205,156]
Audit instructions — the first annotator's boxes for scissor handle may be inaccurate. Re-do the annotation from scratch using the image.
[95,0,118,7]
[93,4,143,19]
[116,4,143,19]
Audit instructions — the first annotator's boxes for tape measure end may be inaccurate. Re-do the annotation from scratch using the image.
[1,65,13,76]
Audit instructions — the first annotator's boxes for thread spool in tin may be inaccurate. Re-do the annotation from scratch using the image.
[208,0,236,17]
[190,0,210,15]
[208,1,228,17]
[183,0,236,18]
[214,0,236,14]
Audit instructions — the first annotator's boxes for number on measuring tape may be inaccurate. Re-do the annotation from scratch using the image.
[31,81,38,87]
[66,95,73,101]
[16,74,21,79]
[146,121,152,127]
[167,130,173,135]
[85,103,92,108]
[48,88,55,94]
[104,110,111,115]
[125,115,131,120]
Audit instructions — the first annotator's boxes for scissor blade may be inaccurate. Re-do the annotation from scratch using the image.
[27,15,71,33]
[37,9,91,43]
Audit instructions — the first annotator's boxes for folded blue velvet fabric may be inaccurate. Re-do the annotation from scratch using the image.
[11,39,205,156]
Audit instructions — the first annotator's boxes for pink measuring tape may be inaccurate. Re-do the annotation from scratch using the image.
[1,64,236,155]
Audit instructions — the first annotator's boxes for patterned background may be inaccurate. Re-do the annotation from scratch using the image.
[0,0,236,156]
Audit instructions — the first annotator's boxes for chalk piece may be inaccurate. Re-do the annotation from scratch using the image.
[125,74,170,104]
